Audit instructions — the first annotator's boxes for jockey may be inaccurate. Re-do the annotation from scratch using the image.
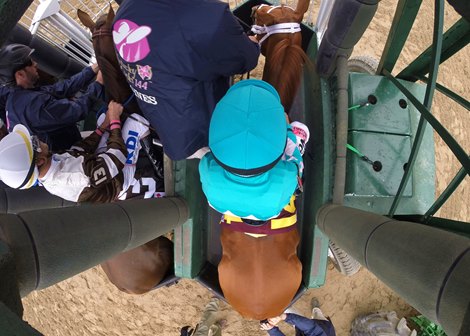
[0,102,162,203]
[112,0,260,160]
[199,79,309,221]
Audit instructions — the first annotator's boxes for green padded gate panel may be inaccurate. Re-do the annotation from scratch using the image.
[344,73,435,215]
[346,131,412,197]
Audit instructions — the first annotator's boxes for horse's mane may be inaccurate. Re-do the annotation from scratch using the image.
[263,38,311,112]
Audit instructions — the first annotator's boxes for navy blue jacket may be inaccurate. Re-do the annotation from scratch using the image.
[113,0,260,160]
[2,67,103,151]
[267,314,336,336]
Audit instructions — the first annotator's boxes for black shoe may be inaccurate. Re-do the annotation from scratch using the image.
[140,136,164,180]
[311,297,320,309]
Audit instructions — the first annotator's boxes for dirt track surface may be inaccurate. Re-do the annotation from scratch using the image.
[22,1,469,335]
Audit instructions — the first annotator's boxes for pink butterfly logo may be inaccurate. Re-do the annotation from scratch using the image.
[137,65,153,80]
[113,20,151,63]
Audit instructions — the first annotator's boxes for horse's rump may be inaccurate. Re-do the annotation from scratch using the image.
[100,236,173,294]
[218,227,302,320]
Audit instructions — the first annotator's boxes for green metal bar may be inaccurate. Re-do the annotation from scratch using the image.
[377,0,423,75]
[423,159,469,221]
[418,75,470,111]
[388,0,445,216]
[384,72,470,176]
[0,0,33,46]
[398,17,470,81]
[423,216,470,237]
[396,214,470,237]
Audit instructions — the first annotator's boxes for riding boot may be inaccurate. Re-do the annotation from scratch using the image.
[140,136,164,181]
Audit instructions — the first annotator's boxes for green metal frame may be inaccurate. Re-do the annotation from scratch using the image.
[344,73,435,215]
[398,17,470,81]
[376,0,469,230]
[387,0,445,216]
[377,0,423,75]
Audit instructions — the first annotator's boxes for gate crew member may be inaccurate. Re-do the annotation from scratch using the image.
[112,0,260,160]
[0,44,104,151]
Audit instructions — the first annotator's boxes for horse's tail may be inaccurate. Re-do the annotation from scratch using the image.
[263,39,312,112]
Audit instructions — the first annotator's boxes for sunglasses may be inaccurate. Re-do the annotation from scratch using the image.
[31,135,42,153]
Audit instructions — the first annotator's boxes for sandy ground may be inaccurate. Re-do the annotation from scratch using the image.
[21,1,469,335]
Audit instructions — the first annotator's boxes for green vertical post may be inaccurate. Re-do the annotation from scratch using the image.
[398,18,470,81]
[377,0,423,75]
[388,0,444,216]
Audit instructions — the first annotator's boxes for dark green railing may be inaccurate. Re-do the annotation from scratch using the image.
[376,0,469,219]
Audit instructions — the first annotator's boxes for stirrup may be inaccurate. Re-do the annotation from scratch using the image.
[140,137,164,180]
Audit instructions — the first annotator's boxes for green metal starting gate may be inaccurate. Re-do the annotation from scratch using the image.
[0,0,469,335]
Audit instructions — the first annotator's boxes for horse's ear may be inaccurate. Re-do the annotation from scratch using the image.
[251,5,259,20]
[293,0,309,22]
[77,9,95,30]
[107,4,115,24]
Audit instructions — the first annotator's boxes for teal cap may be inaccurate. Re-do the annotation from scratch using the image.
[209,79,287,175]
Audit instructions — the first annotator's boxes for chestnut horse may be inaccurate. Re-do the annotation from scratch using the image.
[218,197,303,320]
[78,7,172,294]
[77,6,141,114]
[218,1,311,319]
[252,0,310,113]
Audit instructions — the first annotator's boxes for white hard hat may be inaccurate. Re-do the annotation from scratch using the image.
[0,124,39,189]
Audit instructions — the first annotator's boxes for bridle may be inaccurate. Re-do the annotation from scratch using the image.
[92,27,112,39]
[251,4,301,45]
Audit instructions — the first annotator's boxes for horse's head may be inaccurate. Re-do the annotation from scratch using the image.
[218,228,302,320]
[78,5,115,50]
[252,3,304,27]
[252,0,309,28]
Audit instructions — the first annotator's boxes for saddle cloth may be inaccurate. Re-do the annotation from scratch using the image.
[220,196,297,237]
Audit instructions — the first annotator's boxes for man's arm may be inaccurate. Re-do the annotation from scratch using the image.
[182,3,260,80]
[41,65,100,98]
[267,326,285,336]
[79,102,127,188]
[284,313,326,336]
[27,79,104,131]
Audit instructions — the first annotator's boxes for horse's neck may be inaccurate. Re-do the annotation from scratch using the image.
[262,35,305,112]
[95,38,137,109]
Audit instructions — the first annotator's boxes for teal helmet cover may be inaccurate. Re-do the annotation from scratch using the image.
[209,79,287,175]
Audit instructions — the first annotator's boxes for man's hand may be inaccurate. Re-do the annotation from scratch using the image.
[107,101,123,121]
[268,313,286,326]
[96,70,104,85]
[248,35,259,43]
[260,322,274,331]
[91,63,99,74]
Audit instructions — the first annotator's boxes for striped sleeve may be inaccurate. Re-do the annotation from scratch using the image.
[82,128,127,188]
[71,131,102,153]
